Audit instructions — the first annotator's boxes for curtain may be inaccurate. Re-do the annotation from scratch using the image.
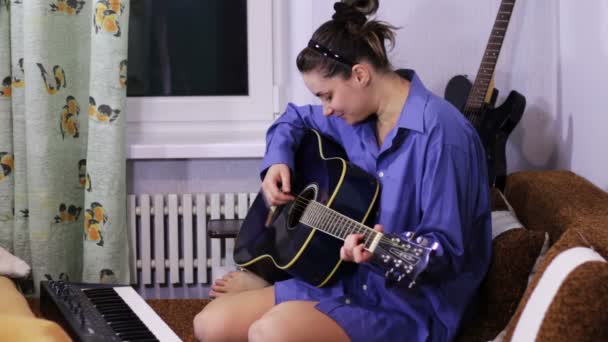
[0,0,130,291]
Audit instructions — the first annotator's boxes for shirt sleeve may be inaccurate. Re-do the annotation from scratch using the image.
[260,102,350,177]
[408,142,491,281]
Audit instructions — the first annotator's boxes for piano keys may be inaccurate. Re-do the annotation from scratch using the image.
[40,281,182,342]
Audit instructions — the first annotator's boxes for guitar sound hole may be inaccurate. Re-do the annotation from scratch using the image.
[287,184,317,230]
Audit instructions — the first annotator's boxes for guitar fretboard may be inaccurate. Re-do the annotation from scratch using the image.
[464,0,517,123]
[299,200,379,250]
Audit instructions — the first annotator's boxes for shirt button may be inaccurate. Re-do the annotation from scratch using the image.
[378,171,384,178]
[345,298,351,305]
[362,284,368,291]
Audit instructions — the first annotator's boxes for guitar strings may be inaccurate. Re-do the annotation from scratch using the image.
[289,195,379,240]
[287,194,410,249]
[284,195,427,274]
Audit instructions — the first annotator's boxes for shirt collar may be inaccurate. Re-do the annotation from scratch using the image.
[395,69,428,133]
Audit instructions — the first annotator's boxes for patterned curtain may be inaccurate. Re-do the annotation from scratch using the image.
[0,0,129,291]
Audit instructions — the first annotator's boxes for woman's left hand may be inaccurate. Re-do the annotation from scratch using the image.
[340,224,384,264]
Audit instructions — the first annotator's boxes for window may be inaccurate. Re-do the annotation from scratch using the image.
[126,0,275,158]
[128,1,249,97]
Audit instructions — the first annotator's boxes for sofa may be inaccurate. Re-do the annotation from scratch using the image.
[457,170,608,341]
[1,170,607,342]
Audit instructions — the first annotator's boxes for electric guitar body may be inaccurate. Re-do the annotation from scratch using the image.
[445,75,526,189]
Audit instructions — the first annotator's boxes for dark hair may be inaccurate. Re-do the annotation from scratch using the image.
[296,0,397,79]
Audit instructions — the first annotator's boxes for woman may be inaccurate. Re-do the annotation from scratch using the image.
[194,1,492,341]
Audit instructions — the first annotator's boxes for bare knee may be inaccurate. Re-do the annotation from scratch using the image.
[249,301,349,342]
[248,313,286,342]
[194,287,275,341]
[193,302,232,341]
[192,308,212,341]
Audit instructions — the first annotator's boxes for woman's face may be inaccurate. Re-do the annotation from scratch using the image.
[302,69,373,125]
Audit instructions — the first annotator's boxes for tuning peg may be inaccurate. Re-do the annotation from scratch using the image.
[416,236,430,247]
[408,280,416,289]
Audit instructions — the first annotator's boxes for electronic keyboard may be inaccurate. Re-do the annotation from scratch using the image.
[40,280,182,342]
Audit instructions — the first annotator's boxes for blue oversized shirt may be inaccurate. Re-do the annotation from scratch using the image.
[261,70,492,341]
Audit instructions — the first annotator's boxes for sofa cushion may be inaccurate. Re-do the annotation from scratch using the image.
[504,170,608,243]
[456,188,548,342]
[504,247,608,342]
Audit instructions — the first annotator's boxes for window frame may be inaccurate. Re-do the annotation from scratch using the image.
[127,0,275,159]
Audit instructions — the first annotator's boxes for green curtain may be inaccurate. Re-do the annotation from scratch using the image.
[0,0,130,290]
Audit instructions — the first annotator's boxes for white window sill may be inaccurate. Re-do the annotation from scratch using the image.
[127,122,270,159]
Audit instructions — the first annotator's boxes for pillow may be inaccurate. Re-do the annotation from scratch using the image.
[504,247,608,342]
[0,246,31,278]
[0,314,72,342]
[456,188,549,342]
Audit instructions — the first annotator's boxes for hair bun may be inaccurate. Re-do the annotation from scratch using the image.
[338,0,379,16]
[332,2,367,26]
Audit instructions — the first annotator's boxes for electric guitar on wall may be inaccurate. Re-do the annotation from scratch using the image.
[444,0,526,190]
[234,129,438,288]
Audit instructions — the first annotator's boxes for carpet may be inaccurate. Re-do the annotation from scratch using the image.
[147,299,210,342]
[28,298,211,342]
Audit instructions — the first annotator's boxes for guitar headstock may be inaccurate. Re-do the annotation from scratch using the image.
[373,232,439,288]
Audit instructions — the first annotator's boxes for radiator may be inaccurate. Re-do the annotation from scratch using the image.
[127,192,257,289]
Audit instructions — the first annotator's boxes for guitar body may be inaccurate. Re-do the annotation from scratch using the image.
[234,130,380,287]
[444,74,526,189]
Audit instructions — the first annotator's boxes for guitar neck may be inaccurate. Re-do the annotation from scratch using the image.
[299,200,381,250]
[464,0,517,116]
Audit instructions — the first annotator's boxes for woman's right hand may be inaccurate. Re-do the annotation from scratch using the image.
[262,164,295,206]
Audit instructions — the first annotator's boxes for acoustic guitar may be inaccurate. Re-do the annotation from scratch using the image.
[444,0,526,190]
[234,129,438,288]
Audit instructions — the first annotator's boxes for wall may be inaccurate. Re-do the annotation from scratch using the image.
[556,1,608,190]
[130,0,608,194]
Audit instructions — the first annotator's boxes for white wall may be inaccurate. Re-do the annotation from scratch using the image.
[557,1,608,190]
[130,0,608,193]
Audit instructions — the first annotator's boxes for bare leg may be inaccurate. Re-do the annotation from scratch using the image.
[209,270,270,298]
[0,276,35,317]
[249,300,350,342]
[194,286,275,341]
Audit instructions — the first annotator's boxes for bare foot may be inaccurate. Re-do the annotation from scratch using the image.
[209,270,270,298]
